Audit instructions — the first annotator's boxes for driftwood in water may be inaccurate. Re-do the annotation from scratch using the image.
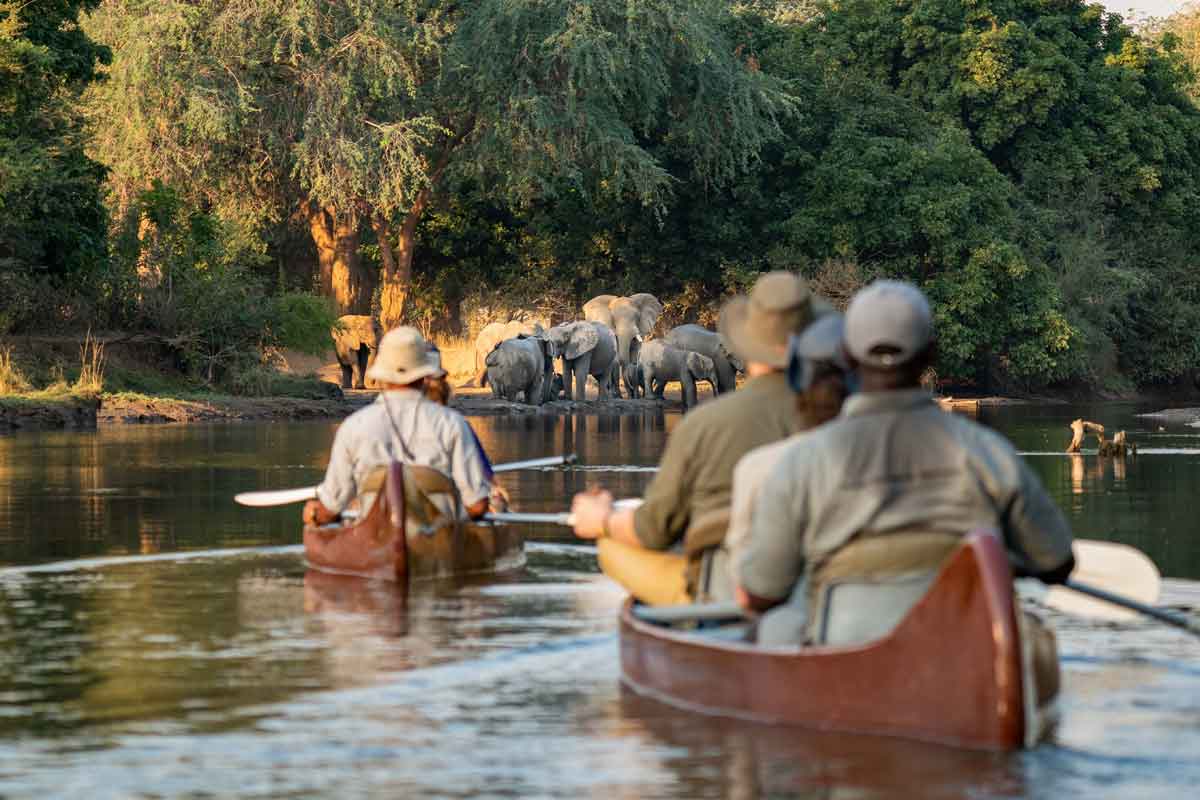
[1067,419,1136,456]
[1067,419,1105,453]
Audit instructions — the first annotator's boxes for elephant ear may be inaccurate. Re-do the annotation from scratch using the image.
[563,323,600,361]
[628,293,663,337]
[583,295,618,320]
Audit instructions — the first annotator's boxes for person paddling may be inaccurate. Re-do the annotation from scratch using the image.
[569,272,830,605]
[736,281,1072,701]
[302,327,497,528]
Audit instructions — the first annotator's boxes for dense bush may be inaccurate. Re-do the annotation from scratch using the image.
[113,182,337,389]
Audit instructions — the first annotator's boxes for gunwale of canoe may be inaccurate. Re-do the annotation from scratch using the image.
[302,464,523,582]
[619,532,1027,751]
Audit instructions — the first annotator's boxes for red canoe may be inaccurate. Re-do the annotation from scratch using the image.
[619,532,1050,751]
[303,462,524,582]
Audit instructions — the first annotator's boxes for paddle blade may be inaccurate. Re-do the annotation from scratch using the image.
[1043,540,1161,621]
[234,486,318,507]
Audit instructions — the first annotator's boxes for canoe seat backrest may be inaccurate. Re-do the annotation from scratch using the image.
[350,466,391,520]
[353,465,462,537]
[400,465,462,539]
[811,532,962,646]
[684,507,733,601]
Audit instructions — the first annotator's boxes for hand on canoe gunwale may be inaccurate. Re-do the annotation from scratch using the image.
[303,499,338,527]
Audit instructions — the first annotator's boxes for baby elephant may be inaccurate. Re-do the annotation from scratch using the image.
[638,340,717,410]
[484,336,556,405]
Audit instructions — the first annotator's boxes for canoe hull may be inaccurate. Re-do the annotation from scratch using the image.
[619,532,1028,751]
[303,464,523,582]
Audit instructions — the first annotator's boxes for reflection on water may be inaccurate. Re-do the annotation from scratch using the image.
[0,404,1198,796]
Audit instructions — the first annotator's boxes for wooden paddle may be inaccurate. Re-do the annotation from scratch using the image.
[234,454,577,507]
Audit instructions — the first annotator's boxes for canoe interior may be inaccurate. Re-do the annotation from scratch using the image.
[303,463,524,582]
[619,532,1028,751]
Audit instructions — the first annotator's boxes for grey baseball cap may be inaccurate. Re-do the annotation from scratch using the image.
[787,312,850,393]
[843,280,933,368]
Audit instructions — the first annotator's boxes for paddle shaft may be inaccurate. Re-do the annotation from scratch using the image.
[1064,579,1200,638]
[235,454,576,507]
[493,454,576,473]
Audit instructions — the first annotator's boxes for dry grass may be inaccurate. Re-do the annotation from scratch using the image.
[0,346,32,394]
[431,333,477,383]
[75,331,106,394]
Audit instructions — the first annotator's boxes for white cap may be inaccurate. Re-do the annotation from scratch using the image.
[844,280,933,368]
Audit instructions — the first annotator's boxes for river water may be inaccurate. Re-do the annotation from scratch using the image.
[0,402,1197,797]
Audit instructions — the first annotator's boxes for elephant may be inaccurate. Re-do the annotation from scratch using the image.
[638,340,718,410]
[546,320,620,401]
[332,314,383,389]
[470,320,544,387]
[664,323,743,394]
[484,335,557,405]
[582,293,663,397]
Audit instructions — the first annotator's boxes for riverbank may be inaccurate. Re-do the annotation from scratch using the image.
[0,391,101,432]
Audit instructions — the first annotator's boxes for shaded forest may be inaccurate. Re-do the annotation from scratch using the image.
[4,0,1200,394]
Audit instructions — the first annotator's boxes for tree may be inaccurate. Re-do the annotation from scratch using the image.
[0,1,109,294]
[790,0,1200,387]
[84,1,791,328]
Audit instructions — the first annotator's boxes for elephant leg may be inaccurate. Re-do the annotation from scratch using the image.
[573,353,592,400]
[716,361,736,393]
[530,371,545,406]
[560,362,573,401]
[339,363,353,389]
[682,375,697,409]
[354,347,368,390]
[643,369,655,401]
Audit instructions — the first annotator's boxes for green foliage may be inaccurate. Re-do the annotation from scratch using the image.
[0,0,109,281]
[0,0,1194,393]
[116,182,336,390]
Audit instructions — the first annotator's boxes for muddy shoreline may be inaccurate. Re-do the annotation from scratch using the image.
[0,386,694,432]
[7,384,1200,434]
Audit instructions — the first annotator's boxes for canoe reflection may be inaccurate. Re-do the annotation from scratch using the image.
[303,569,413,636]
[616,690,1027,799]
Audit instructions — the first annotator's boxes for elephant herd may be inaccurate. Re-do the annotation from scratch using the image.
[328,295,745,410]
[475,294,745,409]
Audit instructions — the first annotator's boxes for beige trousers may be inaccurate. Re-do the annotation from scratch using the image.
[596,538,690,606]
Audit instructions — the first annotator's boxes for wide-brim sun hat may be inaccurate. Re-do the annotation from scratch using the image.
[366,326,443,385]
[843,280,933,368]
[718,271,833,369]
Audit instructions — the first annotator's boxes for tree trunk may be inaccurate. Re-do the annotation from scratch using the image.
[306,202,373,315]
[373,210,415,332]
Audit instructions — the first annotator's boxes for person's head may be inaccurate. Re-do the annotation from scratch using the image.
[366,326,445,392]
[786,313,852,425]
[423,345,452,404]
[718,271,832,374]
[843,280,935,392]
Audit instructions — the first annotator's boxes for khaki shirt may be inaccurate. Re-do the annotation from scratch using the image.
[634,372,806,553]
[316,390,491,515]
[739,389,1074,601]
[724,433,809,576]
